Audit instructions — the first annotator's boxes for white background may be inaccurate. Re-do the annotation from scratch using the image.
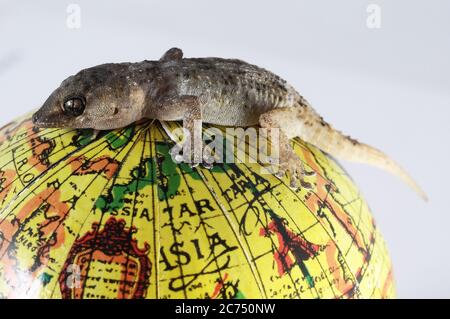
[0,0,449,298]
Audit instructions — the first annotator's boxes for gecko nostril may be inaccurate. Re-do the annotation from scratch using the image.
[32,112,39,123]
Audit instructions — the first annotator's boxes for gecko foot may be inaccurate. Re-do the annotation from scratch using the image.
[201,144,219,169]
[185,144,216,169]
[276,150,315,190]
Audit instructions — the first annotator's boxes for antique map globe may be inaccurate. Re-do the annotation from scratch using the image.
[0,113,395,298]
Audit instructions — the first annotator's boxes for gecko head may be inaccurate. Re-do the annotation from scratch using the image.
[32,63,146,130]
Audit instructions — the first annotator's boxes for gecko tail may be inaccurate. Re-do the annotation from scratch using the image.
[333,139,428,202]
[296,104,428,201]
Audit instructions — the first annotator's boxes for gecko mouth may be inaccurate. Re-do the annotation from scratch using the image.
[32,112,63,128]
[33,122,60,128]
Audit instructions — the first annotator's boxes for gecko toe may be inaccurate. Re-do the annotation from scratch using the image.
[289,178,299,188]
[275,170,286,178]
[201,162,214,169]
[303,169,316,176]
[301,180,313,189]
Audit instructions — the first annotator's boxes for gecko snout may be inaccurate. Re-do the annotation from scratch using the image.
[32,110,51,127]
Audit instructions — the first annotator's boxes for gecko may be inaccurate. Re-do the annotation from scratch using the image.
[32,47,427,200]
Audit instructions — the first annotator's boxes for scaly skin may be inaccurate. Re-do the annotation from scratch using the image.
[153,57,301,126]
[32,48,427,200]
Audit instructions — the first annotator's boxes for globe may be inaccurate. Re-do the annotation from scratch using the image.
[0,113,395,299]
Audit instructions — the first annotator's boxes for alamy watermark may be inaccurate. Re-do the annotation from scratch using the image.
[165,121,281,175]
[366,4,381,29]
[66,4,81,29]
[65,263,81,289]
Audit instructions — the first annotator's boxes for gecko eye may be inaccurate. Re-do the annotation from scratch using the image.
[62,97,86,117]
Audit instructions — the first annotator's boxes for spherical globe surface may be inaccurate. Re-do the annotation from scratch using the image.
[0,114,395,299]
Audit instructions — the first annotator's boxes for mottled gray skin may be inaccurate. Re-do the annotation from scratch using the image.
[32,48,426,199]
[151,57,301,126]
[33,48,301,129]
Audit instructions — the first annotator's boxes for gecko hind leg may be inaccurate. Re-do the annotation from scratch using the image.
[260,104,427,200]
[259,107,315,189]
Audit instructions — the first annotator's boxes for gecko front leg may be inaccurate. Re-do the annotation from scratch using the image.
[259,107,314,189]
[181,96,203,166]
[152,95,205,166]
